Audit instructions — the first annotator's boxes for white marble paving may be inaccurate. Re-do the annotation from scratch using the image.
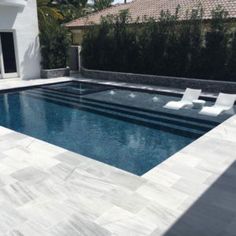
[0,77,72,91]
[0,77,234,235]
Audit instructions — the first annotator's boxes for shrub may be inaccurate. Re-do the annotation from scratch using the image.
[200,6,230,80]
[82,6,235,81]
[40,21,71,69]
[228,31,236,79]
[82,10,140,72]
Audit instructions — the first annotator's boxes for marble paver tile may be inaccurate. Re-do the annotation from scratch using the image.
[168,152,201,168]
[50,214,111,236]
[181,138,236,164]
[0,153,9,160]
[95,206,134,226]
[26,156,60,170]
[0,140,19,152]
[11,167,49,185]
[212,143,236,162]
[77,160,115,179]
[0,201,26,234]
[177,195,203,212]
[0,77,72,93]
[63,180,107,199]
[3,147,59,170]
[67,168,116,189]
[143,168,181,187]
[207,119,236,142]
[78,164,139,188]
[0,127,14,136]
[3,147,31,159]
[14,136,35,147]
[149,227,165,236]
[0,175,16,188]
[172,178,210,196]
[101,188,150,214]
[30,178,68,200]
[160,160,212,184]
[77,159,147,192]
[48,163,76,181]
[26,140,67,157]
[0,163,16,175]
[0,132,26,143]
[136,181,189,210]
[0,181,37,207]
[64,196,114,222]
[67,164,142,194]
[106,170,147,191]
[62,169,116,198]
[197,158,233,176]
[8,223,50,236]
[53,151,84,167]
[0,156,30,171]
[137,203,181,232]
[102,214,156,236]
[19,200,74,229]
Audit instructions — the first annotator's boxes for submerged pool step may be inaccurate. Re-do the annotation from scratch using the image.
[80,98,214,131]
[26,89,214,132]
[23,90,208,138]
[41,83,110,96]
[31,88,216,132]
[38,87,219,127]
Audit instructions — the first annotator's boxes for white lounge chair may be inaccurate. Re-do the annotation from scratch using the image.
[164,88,202,110]
[199,93,236,117]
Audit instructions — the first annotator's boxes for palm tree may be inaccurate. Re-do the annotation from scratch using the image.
[37,0,64,29]
[93,0,114,11]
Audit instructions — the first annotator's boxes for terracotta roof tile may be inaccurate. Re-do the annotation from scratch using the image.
[65,0,236,28]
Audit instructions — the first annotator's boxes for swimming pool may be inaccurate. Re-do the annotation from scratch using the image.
[0,82,226,175]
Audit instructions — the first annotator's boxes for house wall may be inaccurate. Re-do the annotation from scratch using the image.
[71,29,85,45]
[0,0,40,79]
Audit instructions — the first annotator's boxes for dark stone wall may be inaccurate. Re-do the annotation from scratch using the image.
[81,67,236,93]
[41,68,70,78]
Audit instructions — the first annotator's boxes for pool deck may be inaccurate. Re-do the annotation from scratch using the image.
[0,77,235,235]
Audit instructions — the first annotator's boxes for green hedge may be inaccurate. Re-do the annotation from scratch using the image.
[81,6,236,81]
[40,21,71,69]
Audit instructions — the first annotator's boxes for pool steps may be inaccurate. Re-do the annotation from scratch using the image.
[22,88,217,138]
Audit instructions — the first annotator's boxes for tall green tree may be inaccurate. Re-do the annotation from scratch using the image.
[82,7,235,81]
[58,0,88,8]
[228,31,236,80]
[37,0,64,30]
[93,0,114,11]
[40,20,71,69]
[200,6,229,80]
[58,2,91,23]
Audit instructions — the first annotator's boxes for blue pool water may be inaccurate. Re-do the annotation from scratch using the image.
[0,82,219,175]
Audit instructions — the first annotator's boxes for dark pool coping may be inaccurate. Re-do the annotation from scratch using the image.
[71,75,219,102]
[0,76,219,102]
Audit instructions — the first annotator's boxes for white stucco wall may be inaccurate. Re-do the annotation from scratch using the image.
[0,0,40,79]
